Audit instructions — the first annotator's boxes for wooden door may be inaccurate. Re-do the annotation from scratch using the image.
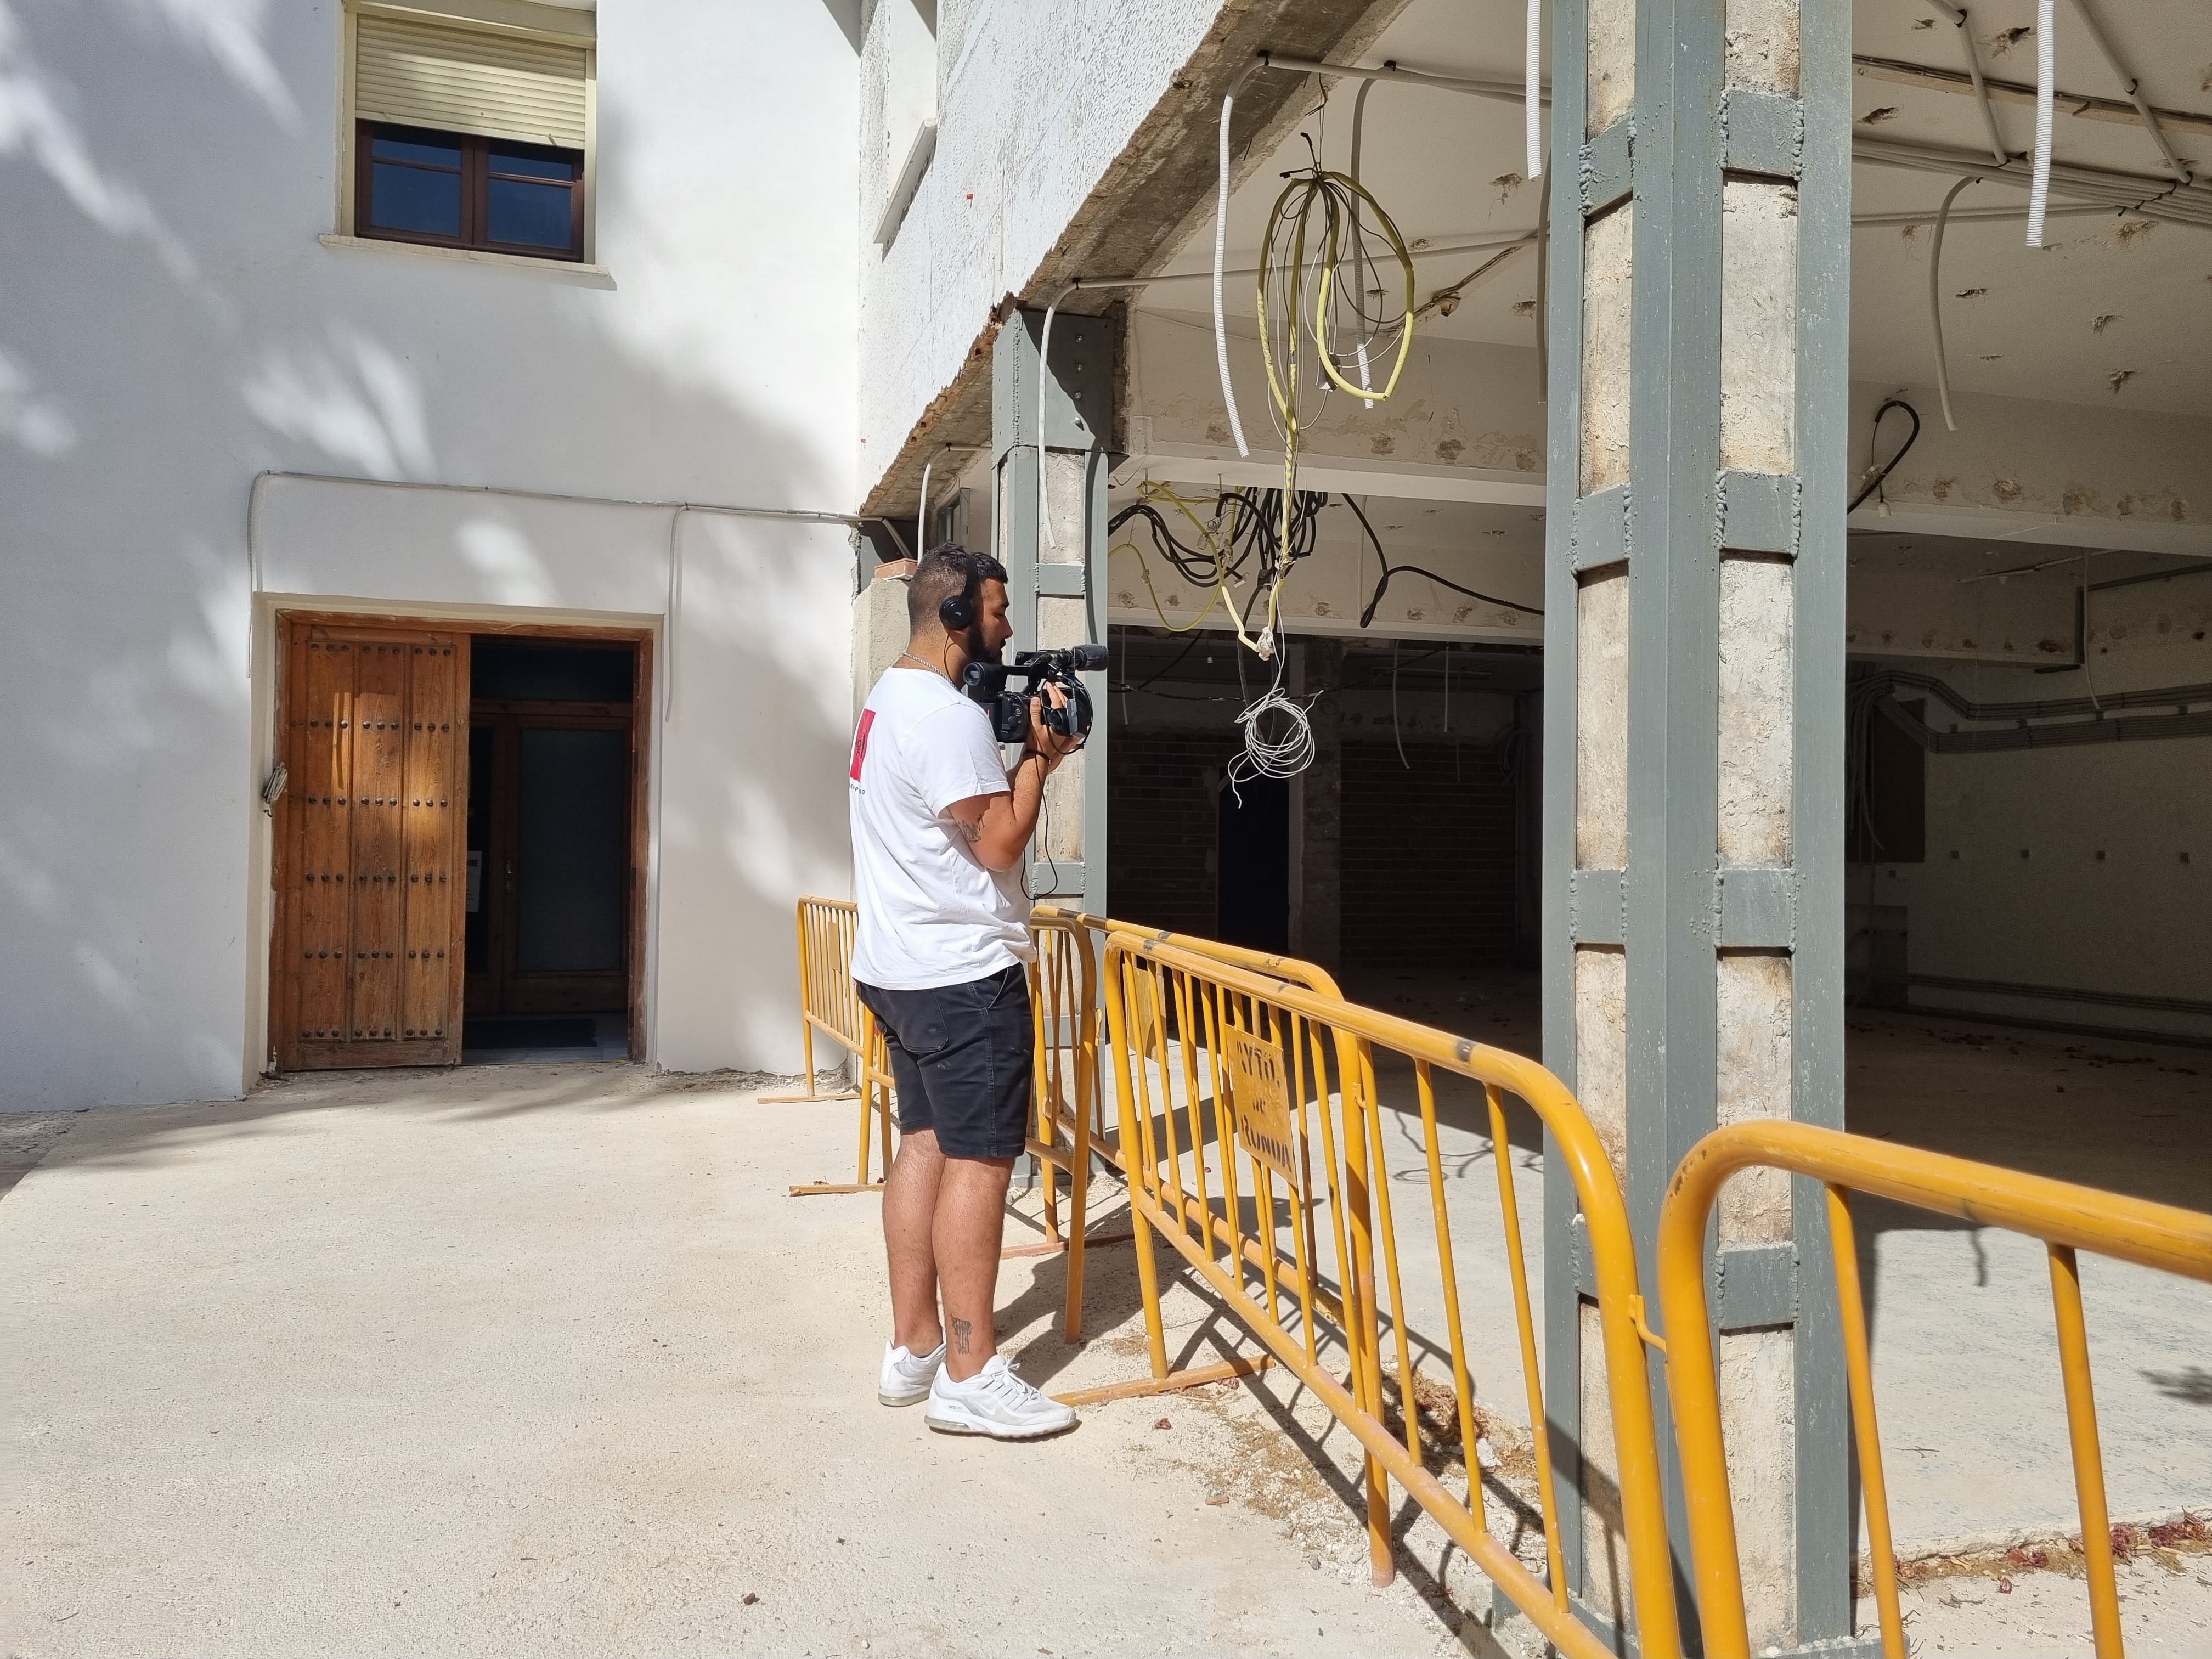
[273,620,469,1070]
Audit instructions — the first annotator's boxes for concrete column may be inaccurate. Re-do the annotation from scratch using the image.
[1541,0,1852,1651]
[851,560,913,726]
[991,308,1116,916]
[1287,637,1342,974]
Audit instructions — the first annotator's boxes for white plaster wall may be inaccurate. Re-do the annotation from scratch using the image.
[1868,627,2212,1010]
[856,0,1229,491]
[0,0,859,1108]
[1847,383,2212,559]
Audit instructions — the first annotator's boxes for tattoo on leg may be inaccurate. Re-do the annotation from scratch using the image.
[951,1317,973,1355]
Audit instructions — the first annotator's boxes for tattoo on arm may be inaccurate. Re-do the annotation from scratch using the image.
[950,816,983,847]
[951,1317,973,1355]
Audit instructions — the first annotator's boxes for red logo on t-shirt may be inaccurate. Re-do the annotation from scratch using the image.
[849,708,876,782]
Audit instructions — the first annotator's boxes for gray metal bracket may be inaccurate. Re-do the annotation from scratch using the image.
[1571,484,1632,573]
[1571,868,1627,945]
[1582,117,1633,216]
[1722,86,1804,179]
[1719,469,1800,557]
[1717,866,1798,949]
[1716,1242,1800,1330]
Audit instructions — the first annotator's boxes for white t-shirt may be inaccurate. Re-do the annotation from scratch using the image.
[848,667,1033,990]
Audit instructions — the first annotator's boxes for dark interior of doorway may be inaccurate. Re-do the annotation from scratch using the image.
[1216,775,1289,952]
[464,637,637,1060]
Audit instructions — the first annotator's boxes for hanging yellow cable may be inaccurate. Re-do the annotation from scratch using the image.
[1114,481,1239,636]
[1250,162,1417,659]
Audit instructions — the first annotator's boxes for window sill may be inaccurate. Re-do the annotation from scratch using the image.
[318,233,614,286]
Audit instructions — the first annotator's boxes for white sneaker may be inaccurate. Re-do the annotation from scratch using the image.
[923,1353,1079,1440]
[879,1339,945,1407]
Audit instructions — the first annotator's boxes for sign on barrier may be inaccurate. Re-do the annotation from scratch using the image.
[1658,1121,2212,1659]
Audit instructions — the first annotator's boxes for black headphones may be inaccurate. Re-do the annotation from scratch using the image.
[938,557,978,633]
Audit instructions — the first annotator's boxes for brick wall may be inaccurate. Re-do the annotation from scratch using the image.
[1106,728,1239,937]
[1108,731,1521,963]
[1341,742,1519,965]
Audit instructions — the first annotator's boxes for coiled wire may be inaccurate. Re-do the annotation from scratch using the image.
[1225,664,1321,801]
[1253,154,1417,660]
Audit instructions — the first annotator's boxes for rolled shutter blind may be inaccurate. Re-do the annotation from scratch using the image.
[356,14,587,149]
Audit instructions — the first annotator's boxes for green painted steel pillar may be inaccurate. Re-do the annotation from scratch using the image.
[1539,0,1860,1651]
[991,306,1116,917]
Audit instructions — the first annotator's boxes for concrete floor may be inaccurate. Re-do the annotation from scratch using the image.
[1342,969,2211,1538]
[5,997,2206,1657]
[2,1066,1470,1659]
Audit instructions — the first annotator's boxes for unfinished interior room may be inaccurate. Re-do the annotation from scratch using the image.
[853,0,2211,1650]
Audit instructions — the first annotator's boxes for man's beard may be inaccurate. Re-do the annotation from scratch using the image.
[967,628,1005,669]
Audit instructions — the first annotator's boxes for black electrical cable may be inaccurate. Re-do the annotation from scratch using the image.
[1343,493,1545,628]
[1849,398,1921,514]
[1108,486,1330,602]
[1109,628,1209,695]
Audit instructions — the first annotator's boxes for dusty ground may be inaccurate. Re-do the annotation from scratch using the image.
[3,1066,1477,1659]
[5,1011,2207,1658]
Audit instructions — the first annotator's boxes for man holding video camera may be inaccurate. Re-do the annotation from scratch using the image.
[847,544,1083,1440]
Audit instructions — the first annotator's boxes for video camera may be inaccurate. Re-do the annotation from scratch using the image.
[962,645,1107,745]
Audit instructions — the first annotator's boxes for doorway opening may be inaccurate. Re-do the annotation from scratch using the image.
[267,616,651,1074]
[1215,774,1289,953]
[464,636,644,1063]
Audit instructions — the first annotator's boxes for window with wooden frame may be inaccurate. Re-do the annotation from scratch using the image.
[358,125,584,258]
[345,4,595,262]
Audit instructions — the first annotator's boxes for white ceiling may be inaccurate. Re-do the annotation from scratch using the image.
[1140,0,2212,415]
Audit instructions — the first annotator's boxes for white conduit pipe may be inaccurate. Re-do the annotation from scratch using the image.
[1349,78,1376,408]
[1037,287,1078,550]
[1923,0,2010,165]
[1534,149,1549,402]
[916,453,932,553]
[665,504,687,723]
[2066,0,2192,184]
[2027,0,2056,246]
[1214,60,1265,458]
[1930,173,1978,431]
[1525,0,1543,179]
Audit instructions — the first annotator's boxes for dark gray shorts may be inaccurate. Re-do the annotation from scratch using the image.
[855,966,1032,1160]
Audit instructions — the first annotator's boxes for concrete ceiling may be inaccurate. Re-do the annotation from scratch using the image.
[1136,0,2212,415]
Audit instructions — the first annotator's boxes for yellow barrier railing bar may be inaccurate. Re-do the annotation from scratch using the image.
[786,1009,895,1197]
[771,898,895,1197]
[763,898,865,1103]
[1015,916,1110,1330]
[1101,931,1681,1659]
[1656,1120,2212,1659]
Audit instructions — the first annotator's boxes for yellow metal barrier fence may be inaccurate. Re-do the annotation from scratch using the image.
[1024,905,1343,1343]
[1101,930,1682,1659]
[766,897,894,1196]
[1657,1121,2212,1659]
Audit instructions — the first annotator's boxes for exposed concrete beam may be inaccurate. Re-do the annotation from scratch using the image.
[1849,501,2212,559]
[1852,53,2212,141]
[861,0,1417,520]
[1116,442,1548,507]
